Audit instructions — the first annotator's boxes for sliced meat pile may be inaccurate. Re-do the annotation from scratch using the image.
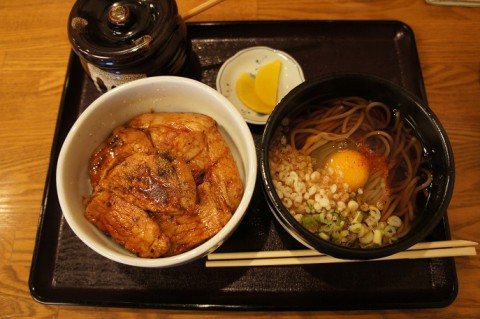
[83,112,243,258]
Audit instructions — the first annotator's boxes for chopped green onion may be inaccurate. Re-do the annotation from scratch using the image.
[347,200,359,212]
[359,231,373,244]
[352,211,364,223]
[373,229,383,245]
[369,206,381,221]
[312,214,323,223]
[302,215,318,232]
[306,199,315,211]
[319,212,327,223]
[377,221,386,230]
[348,223,362,233]
[331,231,340,239]
[319,232,330,241]
[387,215,402,228]
[365,216,377,228]
[358,223,368,237]
[384,225,397,238]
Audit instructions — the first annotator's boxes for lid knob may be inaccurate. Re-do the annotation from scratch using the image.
[108,2,130,26]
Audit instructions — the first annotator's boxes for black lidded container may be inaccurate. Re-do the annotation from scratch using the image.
[68,0,198,92]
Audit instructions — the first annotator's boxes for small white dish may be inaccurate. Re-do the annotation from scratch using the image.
[216,46,305,125]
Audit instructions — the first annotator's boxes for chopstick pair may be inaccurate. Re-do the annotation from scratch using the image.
[205,240,477,267]
[182,0,227,21]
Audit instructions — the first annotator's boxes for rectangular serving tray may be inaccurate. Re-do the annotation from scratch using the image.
[29,20,458,311]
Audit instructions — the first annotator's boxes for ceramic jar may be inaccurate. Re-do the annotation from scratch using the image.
[68,0,197,92]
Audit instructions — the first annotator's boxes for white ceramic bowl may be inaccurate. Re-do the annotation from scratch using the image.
[216,46,305,125]
[56,76,257,268]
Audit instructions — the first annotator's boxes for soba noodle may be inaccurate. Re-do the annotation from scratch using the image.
[269,97,432,247]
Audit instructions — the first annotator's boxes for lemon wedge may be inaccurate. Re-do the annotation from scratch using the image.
[254,59,282,107]
[236,72,273,114]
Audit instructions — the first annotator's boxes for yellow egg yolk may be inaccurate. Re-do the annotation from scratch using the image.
[324,149,370,191]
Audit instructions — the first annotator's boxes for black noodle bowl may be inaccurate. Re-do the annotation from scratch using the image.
[260,73,455,260]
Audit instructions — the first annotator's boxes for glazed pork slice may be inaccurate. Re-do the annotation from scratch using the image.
[127,112,216,132]
[128,112,214,184]
[202,124,243,212]
[85,190,170,258]
[156,181,235,256]
[95,152,197,215]
[89,127,156,188]
[152,197,233,256]
[147,126,210,184]
[156,213,210,256]
[127,112,243,211]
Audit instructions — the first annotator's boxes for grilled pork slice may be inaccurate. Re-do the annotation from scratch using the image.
[85,190,170,258]
[127,112,243,211]
[202,125,243,212]
[128,112,214,184]
[154,181,235,256]
[96,152,197,216]
[127,112,216,132]
[89,127,156,188]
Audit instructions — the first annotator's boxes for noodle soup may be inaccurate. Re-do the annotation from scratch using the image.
[269,97,432,248]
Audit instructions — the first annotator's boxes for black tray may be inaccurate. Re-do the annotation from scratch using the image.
[29,20,458,311]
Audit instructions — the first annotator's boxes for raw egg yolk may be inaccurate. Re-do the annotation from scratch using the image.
[325,150,370,191]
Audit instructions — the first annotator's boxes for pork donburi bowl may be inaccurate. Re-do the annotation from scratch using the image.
[57,76,257,268]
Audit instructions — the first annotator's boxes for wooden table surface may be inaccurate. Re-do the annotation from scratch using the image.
[1,0,479,318]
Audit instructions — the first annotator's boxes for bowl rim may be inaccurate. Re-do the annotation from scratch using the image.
[260,72,455,260]
[56,76,258,267]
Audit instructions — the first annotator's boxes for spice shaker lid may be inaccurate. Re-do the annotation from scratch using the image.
[68,0,181,70]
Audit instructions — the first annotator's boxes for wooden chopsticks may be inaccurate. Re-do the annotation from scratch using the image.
[182,0,227,21]
[205,240,477,267]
